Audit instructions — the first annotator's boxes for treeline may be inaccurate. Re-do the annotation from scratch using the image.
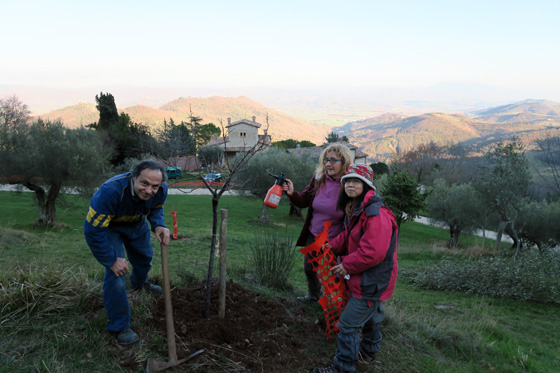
[88,93,220,166]
[0,93,221,224]
[386,138,560,304]
[387,138,560,254]
[4,90,560,256]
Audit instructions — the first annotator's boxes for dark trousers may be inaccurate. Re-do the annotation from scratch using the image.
[303,232,322,299]
[334,296,384,372]
[103,221,153,332]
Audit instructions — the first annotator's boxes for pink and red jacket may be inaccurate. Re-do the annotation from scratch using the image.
[330,189,398,301]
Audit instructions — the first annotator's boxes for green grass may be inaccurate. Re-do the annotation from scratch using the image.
[385,281,560,372]
[1,190,559,372]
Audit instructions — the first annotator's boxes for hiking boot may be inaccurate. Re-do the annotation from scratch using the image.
[134,282,162,294]
[313,364,344,373]
[359,347,376,364]
[296,294,319,302]
[115,328,139,345]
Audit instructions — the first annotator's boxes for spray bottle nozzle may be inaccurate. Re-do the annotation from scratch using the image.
[269,173,287,185]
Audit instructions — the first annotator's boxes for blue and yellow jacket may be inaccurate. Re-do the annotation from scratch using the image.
[84,172,168,267]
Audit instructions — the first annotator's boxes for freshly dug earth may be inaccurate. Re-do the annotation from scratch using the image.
[147,280,331,372]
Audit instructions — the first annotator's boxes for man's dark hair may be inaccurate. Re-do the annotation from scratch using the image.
[130,160,168,183]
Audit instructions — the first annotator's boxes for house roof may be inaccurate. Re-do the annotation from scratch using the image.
[226,118,262,129]
[353,148,368,159]
[206,135,228,147]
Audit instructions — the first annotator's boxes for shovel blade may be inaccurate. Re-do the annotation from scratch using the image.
[146,358,174,373]
[146,349,204,373]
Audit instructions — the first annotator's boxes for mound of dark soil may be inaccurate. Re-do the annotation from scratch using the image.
[147,280,331,372]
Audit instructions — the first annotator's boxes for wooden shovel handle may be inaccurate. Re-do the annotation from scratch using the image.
[161,243,178,363]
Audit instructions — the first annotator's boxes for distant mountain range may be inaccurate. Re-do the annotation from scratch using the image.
[472,99,560,123]
[37,97,560,162]
[37,96,331,145]
[335,99,560,161]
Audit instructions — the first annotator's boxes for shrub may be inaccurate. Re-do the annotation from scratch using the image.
[402,251,560,304]
[0,265,101,323]
[516,199,560,252]
[250,229,297,290]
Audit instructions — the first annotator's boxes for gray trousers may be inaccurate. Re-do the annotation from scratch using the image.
[334,295,384,372]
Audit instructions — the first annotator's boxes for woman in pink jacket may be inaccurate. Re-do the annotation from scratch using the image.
[314,164,398,373]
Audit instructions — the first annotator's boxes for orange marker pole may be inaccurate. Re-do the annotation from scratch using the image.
[170,211,178,240]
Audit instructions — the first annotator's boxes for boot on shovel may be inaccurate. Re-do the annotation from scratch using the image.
[146,242,204,372]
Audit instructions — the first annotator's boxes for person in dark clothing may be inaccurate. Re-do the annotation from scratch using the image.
[84,160,170,345]
[282,143,353,301]
[313,164,398,373]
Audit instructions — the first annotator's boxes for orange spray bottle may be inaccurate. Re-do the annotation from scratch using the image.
[264,173,287,208]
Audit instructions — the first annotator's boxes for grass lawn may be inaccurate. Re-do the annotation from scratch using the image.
[1,190,559,372]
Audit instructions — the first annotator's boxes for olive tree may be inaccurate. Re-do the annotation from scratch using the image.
[0,119,111,224]
[426,179,481,247]
[473,138,530,252]
[233,146,318,222]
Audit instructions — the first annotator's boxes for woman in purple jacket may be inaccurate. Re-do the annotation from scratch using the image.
[282,143,353,302]
[314,164,398,373]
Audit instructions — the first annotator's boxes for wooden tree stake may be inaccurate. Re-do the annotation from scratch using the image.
[218,209,228,318]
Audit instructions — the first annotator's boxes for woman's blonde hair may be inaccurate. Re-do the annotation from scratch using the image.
[313,143,353,191]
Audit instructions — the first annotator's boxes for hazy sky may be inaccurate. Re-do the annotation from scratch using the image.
[2,0,560,93]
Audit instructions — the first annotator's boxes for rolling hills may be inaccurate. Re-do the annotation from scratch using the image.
[38,102,99,128]
[37,96,331,145]
[335,99,560,161]
[37,96,560,163]
[473,99,560,123]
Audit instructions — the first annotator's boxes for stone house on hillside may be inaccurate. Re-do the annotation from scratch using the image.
[205,116,271,165]
[286,141,369,164]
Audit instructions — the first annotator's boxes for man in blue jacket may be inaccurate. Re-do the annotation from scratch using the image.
[84,160,170,345]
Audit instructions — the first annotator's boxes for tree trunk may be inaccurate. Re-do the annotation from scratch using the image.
[37,193,48,224]
[510,218,522,261]
[259,204,270,223]
[495,220,508,250]
[22,182,56,224]
[203,196,219,317]
[448,225,461,248]
[504,223,519,250]
[44,183,61,223]
[289,204,302,217]
[536,242,543,254]
[480,216,488,250]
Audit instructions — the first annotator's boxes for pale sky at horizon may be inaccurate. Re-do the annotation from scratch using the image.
[2,0,559,93]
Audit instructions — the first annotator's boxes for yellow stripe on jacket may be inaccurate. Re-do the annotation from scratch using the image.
[86,206,114,228]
